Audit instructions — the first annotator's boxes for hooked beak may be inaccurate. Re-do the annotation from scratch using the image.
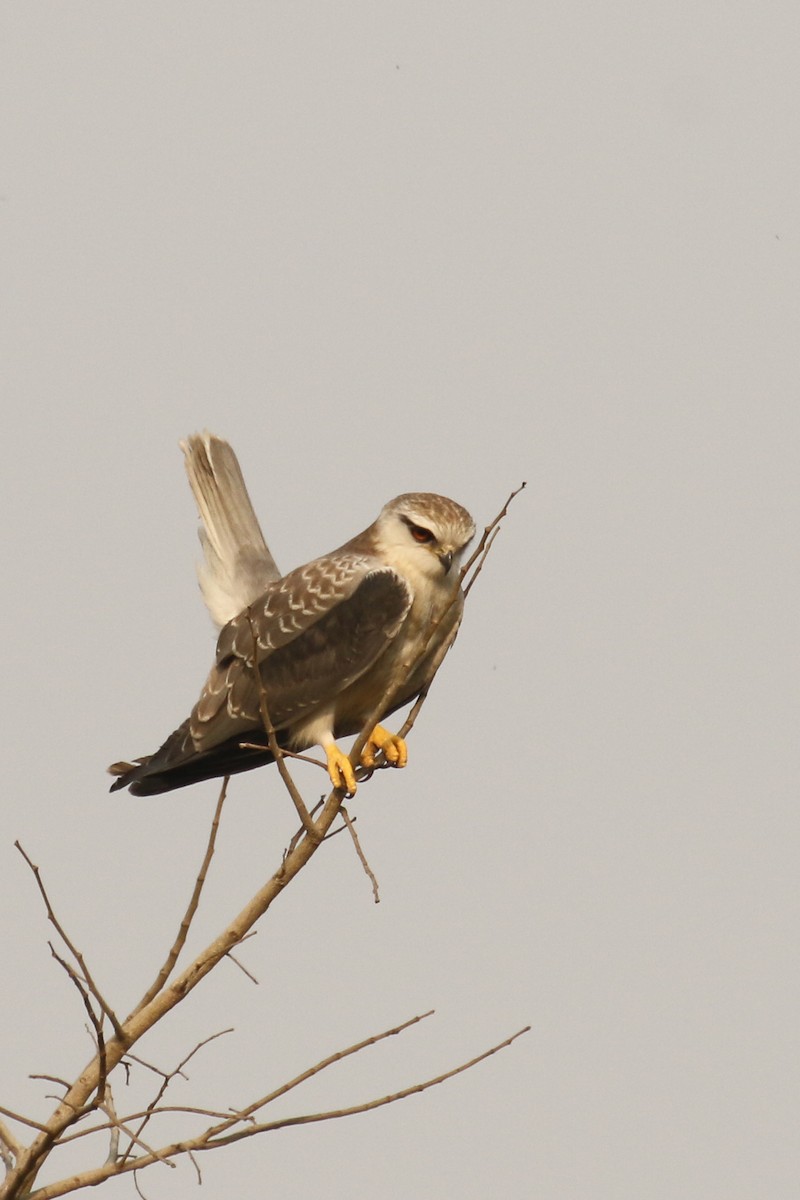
[437,548,454,574]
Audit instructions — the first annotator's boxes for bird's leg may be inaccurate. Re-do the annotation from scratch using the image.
[323,741,358,796]
[360,724,408,771]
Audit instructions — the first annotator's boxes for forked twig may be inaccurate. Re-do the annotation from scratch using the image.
[15,843,124,1042]
[206,1024,531,1147]
[146,1010,438,1149]
[47,944,107,1106]
[119,1030,234,1167]
[460,481,526,583]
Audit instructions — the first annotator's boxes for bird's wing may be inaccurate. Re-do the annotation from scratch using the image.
[181,432,281,627]
[189,558,413,750]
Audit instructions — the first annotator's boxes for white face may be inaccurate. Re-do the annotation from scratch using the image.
[376,494,476,583]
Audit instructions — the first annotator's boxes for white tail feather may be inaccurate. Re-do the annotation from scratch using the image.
[181,432,281,628]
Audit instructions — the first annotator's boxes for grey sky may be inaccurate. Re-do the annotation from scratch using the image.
[2,4,798,1198]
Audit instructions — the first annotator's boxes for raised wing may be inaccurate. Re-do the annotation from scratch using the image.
[181,432,281,627]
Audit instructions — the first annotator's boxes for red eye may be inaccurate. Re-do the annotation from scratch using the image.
[409,524,434,544]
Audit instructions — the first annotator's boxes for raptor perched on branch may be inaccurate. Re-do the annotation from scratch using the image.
[110,434,475,797]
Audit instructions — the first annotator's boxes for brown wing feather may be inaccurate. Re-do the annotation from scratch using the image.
[110,564,412,795]
[191,566,412,747]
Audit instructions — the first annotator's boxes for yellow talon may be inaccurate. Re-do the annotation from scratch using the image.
[324,743,358,795]
[360,724,408,771]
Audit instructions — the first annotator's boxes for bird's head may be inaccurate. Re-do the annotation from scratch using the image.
[375,493,476,582]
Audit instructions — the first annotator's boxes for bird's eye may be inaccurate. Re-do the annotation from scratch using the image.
[409,523,434,544]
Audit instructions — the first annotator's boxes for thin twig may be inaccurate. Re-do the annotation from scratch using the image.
[321,816,358,842]
[224,951,259,985]
[28,1076,70,1091]
[120,1030,234,1166]
[106,1113,174,1170]
[65,1014,440,1151]
[121,1053,174,1081]
[460,481,526,582]
[339,807,380,903]
[47,944,107,1107]
[0,1107,48,1134]
[22,1023,529,1198]
[58,1107,252,1147]
[208,1025,532,1148]
[187,1149,202,1185]
[200,1010,437,1139]
[130,780,229,1018]
[238,744,326,771]
[286,800,324,855]
[15,843,124,1042]
[463,528,499,599]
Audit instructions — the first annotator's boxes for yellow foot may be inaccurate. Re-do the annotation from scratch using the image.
[360,724,408,772]
[324,743,358,796]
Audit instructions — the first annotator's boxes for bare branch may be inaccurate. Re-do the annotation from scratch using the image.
[239,743,327,771]
[55,1012,441,1158]
[46,944,107,1108]
[14,843,124,1043]
[58,1107,246,1148]
[130,779,229,1018]
[463,526,500,598]
[339,807,380,903]
[0,1106,48,1134]
[187,1149,202,1186]
[98,1089,165,1172]
[460,481,526,583]
[6,778,353,1199]
[28,1077,70,1092]
[202,1010,437,1139]
[120,1029,234,1167]
[224,952,259,985]
[21,1023,529,1198]
[209,1025,532,1147]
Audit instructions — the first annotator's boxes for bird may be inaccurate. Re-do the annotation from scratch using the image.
[109,436,476,797]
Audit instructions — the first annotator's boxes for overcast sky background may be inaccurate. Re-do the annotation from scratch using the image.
[2,4,798,1198]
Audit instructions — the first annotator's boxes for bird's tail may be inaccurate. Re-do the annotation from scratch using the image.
[108,726,278,796]
[181,432,281,628]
